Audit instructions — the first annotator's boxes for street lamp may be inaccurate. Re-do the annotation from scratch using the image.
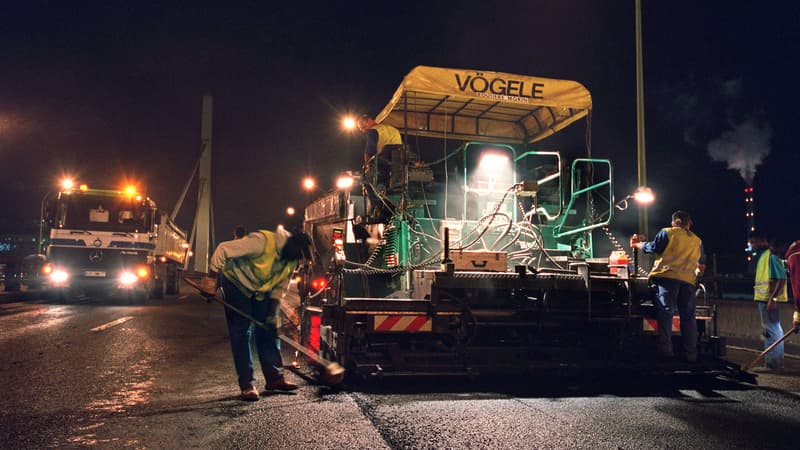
[302,177,316,192]
[61,177,74,191]
[286,206,296,216]
[341,115,358,132]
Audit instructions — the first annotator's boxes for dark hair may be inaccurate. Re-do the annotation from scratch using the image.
[749,235,769,251]
[233,225,247,239]
[280,230,312,261]
[671,210,691,226]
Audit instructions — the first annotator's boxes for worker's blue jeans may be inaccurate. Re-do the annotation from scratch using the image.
[652,277,698,360]
[756,301,784,369]
[220,276,283,390]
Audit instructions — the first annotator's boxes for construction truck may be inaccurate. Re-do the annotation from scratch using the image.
[295,66,738,380]
[40,181,187,301]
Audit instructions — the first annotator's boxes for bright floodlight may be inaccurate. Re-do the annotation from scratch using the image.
[286,206,296,216]
[478,152,510,170]
[125,185,137,196]
[341,115,357,132]
[302,177,316,191]
[632,186,655,205]
[336,175,355,190]
[61,178,75,190]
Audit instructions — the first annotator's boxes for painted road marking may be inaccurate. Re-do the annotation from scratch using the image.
[91,316,134,332]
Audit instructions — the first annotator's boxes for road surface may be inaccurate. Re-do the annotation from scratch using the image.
[1,289,798,449]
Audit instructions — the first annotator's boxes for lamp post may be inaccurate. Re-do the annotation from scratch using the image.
[635,0,649,239]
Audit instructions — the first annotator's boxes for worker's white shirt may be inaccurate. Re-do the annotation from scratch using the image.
[209,232,266,272]
[209,232,291,301]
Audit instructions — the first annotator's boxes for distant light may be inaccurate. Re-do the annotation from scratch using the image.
[341,115,357,132]
[336,175,354,190]
[302,177,316,191]
[632,186,655,205]
[286,206,296,216]
[79,184,89,191]
[61,178,75,191]
[125,185,137,196]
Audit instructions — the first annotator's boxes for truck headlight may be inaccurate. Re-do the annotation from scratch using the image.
[50,269,69,284]
[119,271,138,286]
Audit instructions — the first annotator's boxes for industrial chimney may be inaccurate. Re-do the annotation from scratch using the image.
[744,186,756,268]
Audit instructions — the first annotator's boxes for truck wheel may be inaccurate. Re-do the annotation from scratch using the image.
[150,272,165,299]
[128,288,149,304]
[165,264,180,295]
[53,287,72,302]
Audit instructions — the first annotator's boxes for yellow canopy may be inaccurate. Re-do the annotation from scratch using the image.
[375,66,592,144]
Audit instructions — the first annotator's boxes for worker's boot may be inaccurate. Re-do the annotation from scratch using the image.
[240,385,259,401]
[265,377,299,391]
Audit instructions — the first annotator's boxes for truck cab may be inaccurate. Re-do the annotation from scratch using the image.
[41,184,187,301]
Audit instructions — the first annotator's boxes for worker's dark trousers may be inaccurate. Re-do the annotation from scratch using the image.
[652,277,698,360]
[220,276,283,389]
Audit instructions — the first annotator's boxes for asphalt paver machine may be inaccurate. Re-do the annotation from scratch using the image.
[296,66,737,380]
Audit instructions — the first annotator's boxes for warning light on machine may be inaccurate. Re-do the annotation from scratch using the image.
[311,278,328,290]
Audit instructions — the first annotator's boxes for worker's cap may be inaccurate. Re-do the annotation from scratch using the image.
[671,210,691,226]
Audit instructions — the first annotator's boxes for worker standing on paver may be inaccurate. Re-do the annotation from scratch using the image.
[631,210,705,362]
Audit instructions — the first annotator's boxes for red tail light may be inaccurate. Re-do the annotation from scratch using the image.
[311,277,327,290]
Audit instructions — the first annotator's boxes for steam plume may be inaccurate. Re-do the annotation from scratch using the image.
[706,118,771,186]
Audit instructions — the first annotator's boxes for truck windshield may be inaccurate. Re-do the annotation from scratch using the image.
[56,193,151,233]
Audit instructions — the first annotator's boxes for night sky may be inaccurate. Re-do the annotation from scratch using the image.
[1,1,798,271]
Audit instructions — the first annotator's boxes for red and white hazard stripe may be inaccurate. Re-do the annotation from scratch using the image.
[643,317,680,332]
[373,314,432,332]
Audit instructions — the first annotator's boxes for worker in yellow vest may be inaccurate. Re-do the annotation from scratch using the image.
[357,114,403,222]
[751,236,788,371]
[357,114,402,165]
[199,226,311,400]
[631,210,705,362]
